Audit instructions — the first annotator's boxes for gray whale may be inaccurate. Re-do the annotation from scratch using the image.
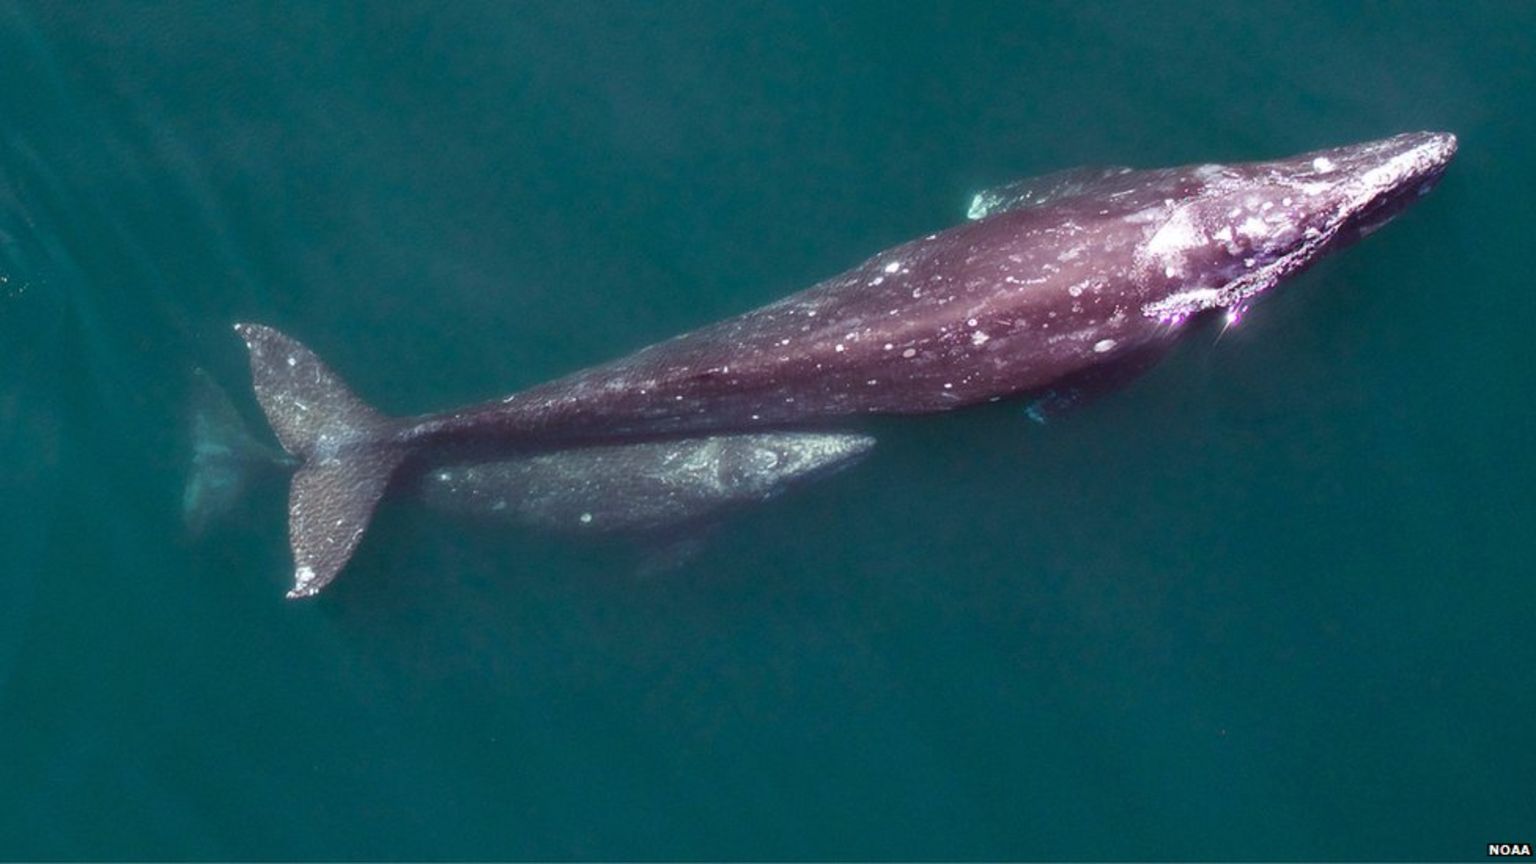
[419,432,872,534]
[236,132,1457,598]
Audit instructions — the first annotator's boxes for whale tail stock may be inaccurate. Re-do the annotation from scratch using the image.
[233,323,407,599]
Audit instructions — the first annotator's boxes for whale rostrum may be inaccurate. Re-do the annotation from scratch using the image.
[235,132,1456,597]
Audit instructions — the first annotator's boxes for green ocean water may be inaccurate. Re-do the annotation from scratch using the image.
[2,1,1533,859]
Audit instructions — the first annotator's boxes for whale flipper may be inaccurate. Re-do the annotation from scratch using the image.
[967,165,1133,220]
[233,323,405,598]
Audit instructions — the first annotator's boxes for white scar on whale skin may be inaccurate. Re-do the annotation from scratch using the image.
[288,565,320,599]
[1143,209,1204,258]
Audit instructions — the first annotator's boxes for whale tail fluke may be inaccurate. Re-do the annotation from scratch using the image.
[233,323,407,599]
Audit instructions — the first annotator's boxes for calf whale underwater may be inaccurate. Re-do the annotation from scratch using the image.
[184,369,873,554]
[236,131,1457,598]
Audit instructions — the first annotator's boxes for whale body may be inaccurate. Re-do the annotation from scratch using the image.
[235,132,1457,597]
[418,431,872,534]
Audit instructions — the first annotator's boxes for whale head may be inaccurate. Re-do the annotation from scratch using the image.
[1136,131,1458,324]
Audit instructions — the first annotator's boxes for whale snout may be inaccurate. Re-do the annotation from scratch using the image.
[1321,131,1458,242]
[1351,131,1457,192]
[1139,131,1459,323]
[1293,131,1457,181]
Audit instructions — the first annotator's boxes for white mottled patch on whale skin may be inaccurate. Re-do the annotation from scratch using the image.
[287,565,320,598]
[1139,207,1208,279]
[1142,286,1223,320]
[1238,215,1270,238]
[1144,209,1204,255]
[1355,146,1440,199]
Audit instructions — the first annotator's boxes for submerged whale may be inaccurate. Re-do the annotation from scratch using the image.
[418,432,872,535]
[184,372,872,565]
[236,132,1457,597]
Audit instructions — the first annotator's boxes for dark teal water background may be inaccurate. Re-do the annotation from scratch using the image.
[2,2,1533,859]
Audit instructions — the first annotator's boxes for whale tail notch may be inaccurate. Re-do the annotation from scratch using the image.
[233,323,407,599]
